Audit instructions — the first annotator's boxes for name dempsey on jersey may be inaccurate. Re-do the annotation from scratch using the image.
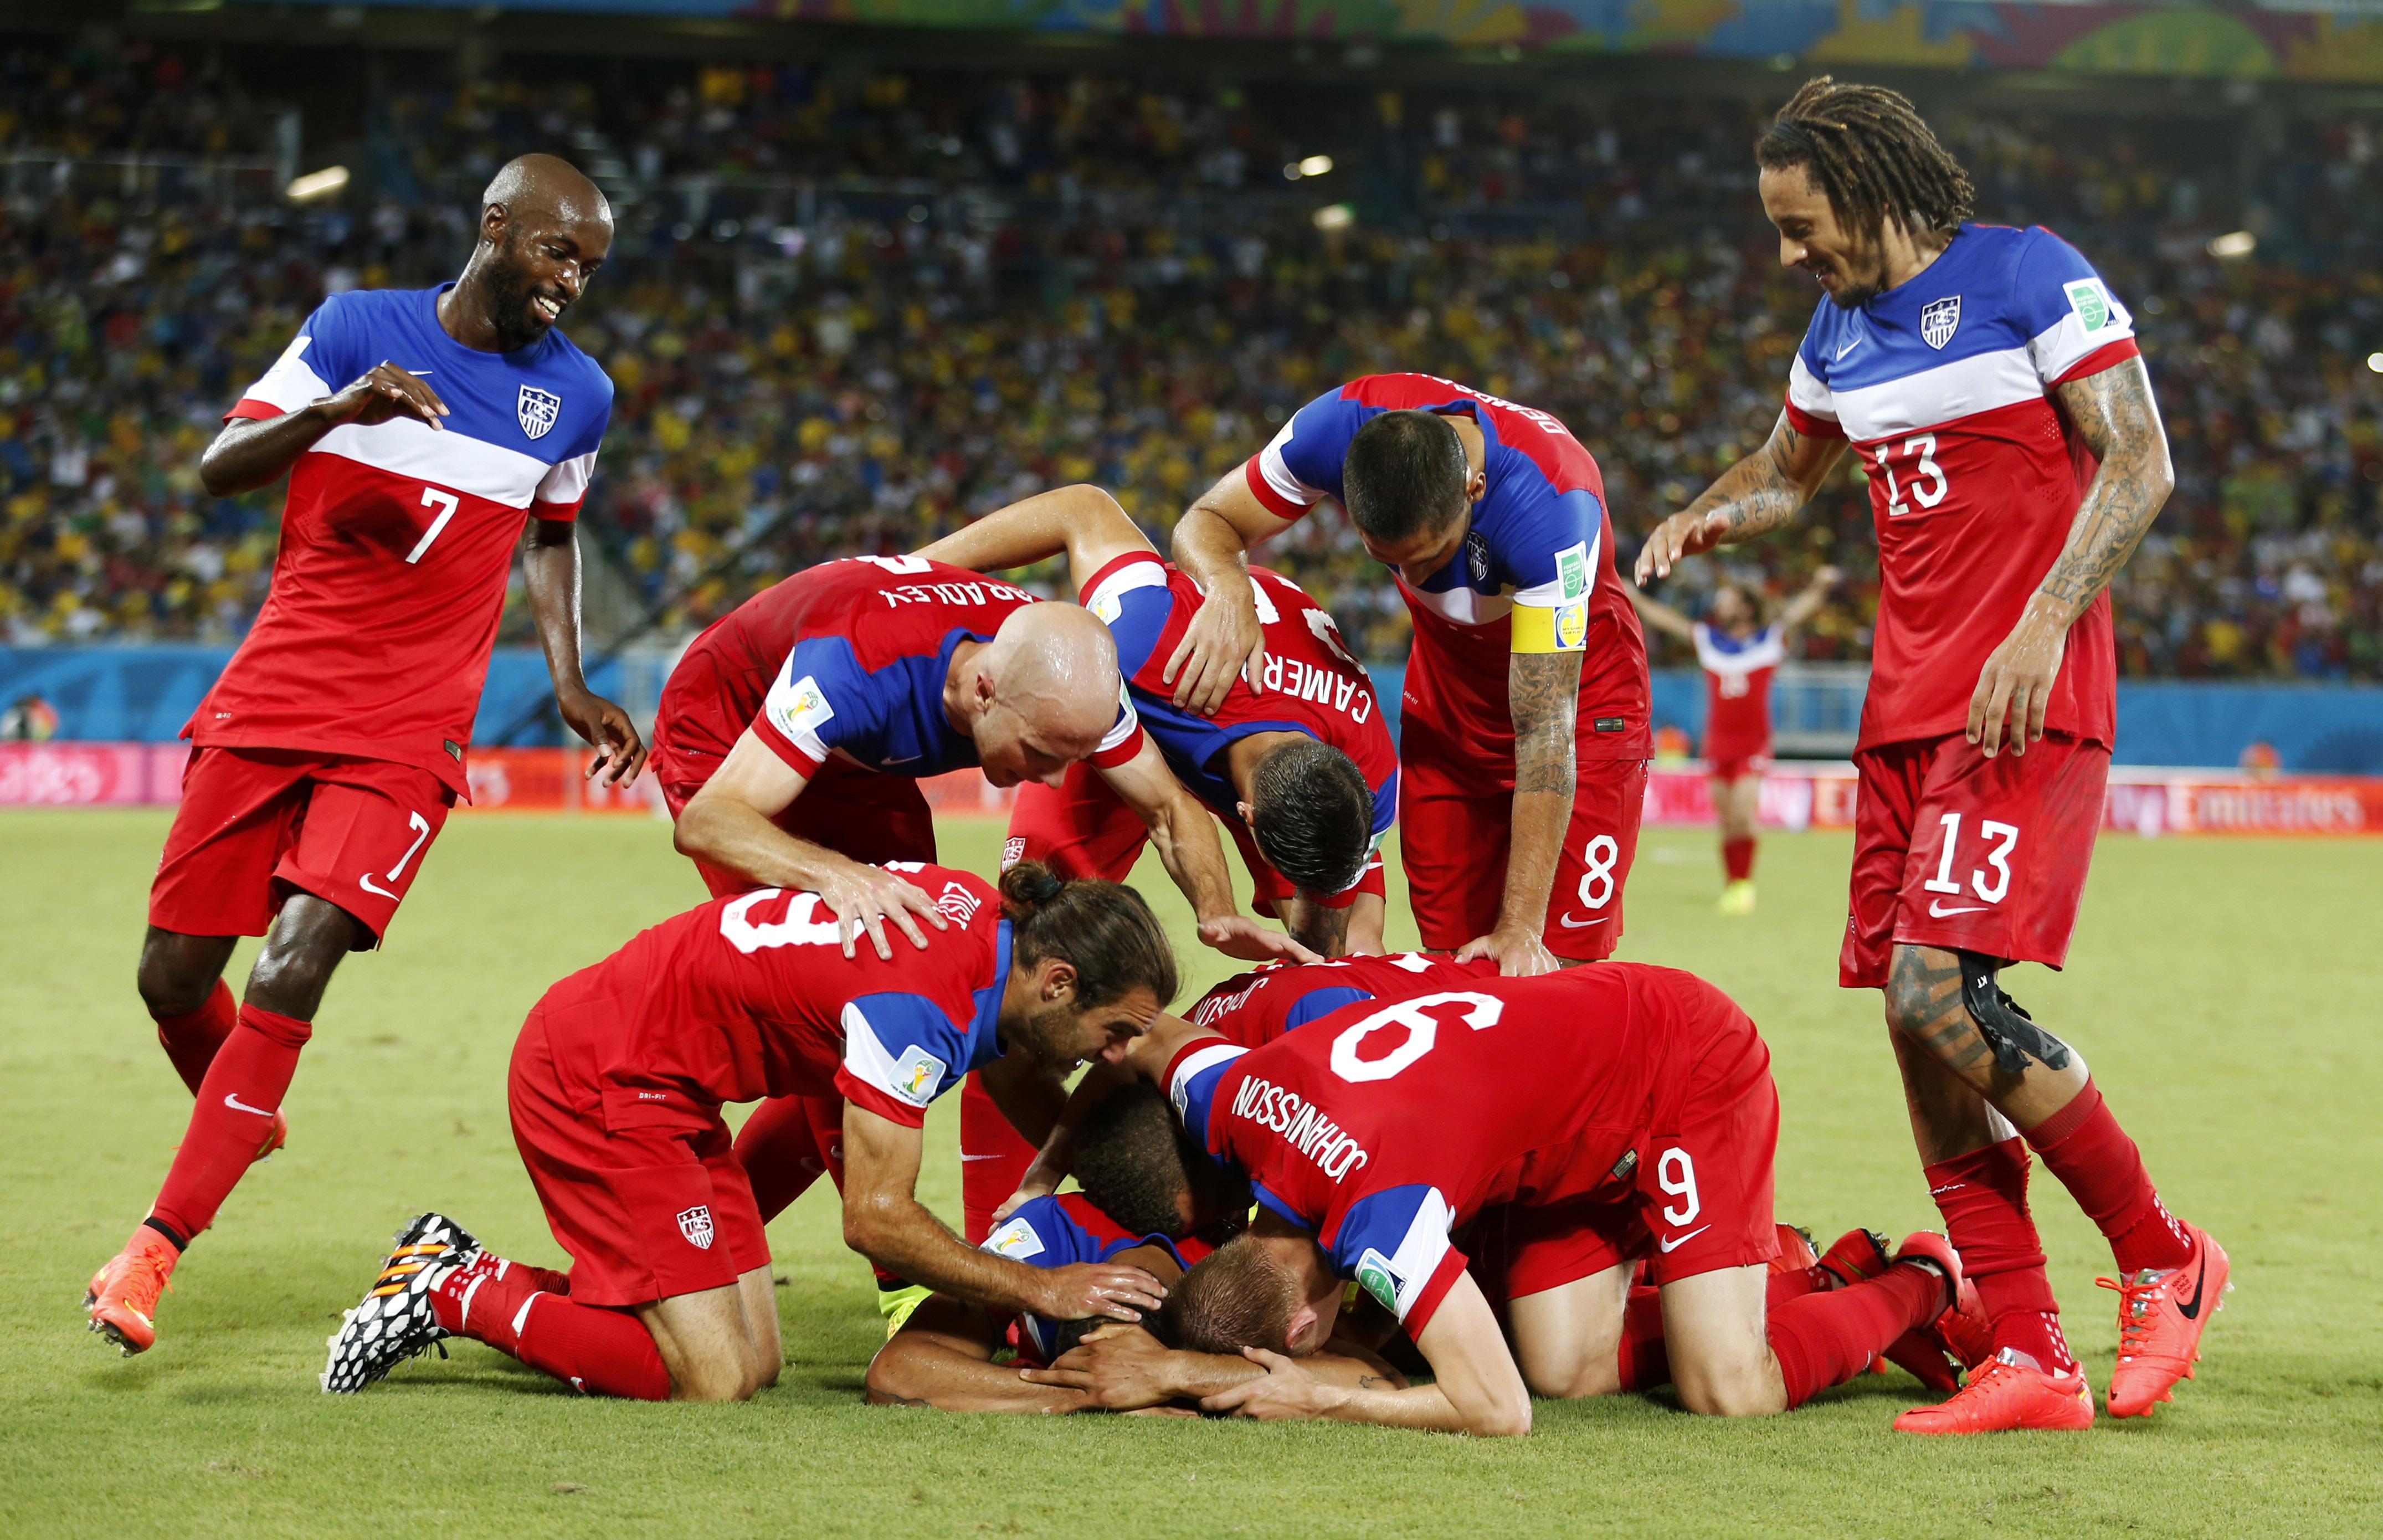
[1259,655,1375,723]
[1230,1075,1372,1182]
[875,578,1036,610]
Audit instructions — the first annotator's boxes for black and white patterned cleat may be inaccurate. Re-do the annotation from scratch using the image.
[320,1212,480,1394]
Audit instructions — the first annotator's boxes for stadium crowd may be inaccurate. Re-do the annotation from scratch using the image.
[2,43,2379,679]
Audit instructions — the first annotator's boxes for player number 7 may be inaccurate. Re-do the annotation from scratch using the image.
[405,487,460,564]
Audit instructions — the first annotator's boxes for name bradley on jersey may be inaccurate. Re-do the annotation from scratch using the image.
[1230,1073,1372,1182]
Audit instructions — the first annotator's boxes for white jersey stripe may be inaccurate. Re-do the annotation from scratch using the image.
[535,450,597,509]
[1786,354,1838,426]
[1692,624,1786,679]
[1257,423,1329,510]
[311,417,563,509]
[1824,346,2045,445]
[241,335,333,415]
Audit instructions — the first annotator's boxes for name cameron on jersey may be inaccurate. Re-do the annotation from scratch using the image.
[1231,1074,1372,1182]
[1259,655,1375,724]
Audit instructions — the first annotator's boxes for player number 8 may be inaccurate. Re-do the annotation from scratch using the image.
[1576,834,1620,911]
[1657,1147,1701,1228]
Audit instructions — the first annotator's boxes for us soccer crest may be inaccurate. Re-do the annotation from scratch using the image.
[675,1204,715,1250]
[1919,296,1962,351]
[517,383,562,441]
[1465,530,1491,585]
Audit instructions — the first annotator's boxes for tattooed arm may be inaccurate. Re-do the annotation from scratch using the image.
[1967,357,2173,757]
[1453,649,1580,977]
[1635,412,1848,584]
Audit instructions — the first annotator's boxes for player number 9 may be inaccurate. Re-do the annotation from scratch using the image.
[1657,1147,1701,1228]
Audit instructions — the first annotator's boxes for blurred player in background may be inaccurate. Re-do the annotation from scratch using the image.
[1171,374,1651,977]
[1630,566,1839,913]
[86,156,645,1357]
[321,864,1177,1401]
[1639,78,2224,1433]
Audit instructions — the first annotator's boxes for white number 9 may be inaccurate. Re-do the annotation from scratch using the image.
[1657,1147,1701,1228]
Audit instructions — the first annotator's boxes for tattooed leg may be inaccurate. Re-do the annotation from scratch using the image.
[1883,943,2088,1136]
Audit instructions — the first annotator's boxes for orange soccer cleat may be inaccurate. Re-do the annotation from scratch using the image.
[85,1225,181,1356]
[1770,1224,1821,1275]
[255,1110,287,1163]
[2101,1225,2229,1419]
[1893,1349,2095,1434]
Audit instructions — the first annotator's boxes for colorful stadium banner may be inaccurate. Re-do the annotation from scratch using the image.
[13,745,2382,835]
[276,0,2383,82]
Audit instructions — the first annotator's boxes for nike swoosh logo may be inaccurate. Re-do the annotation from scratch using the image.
[1557,913,1611,930]
[881,754,922,766]
[1660,1225,1712,1254]
[1928,900,1987,917]
[223,1092,277,1117]
[2176,1254,2209,1320]
[359,874,400,899]
[1835,337,1861,360]
[959,1153,1011,1162]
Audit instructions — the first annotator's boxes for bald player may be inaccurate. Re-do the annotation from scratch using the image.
[88,155,643,1357]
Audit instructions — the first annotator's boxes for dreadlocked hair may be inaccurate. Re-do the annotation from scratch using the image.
[1757,76,1974,240]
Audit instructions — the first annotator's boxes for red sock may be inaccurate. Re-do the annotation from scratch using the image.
[148,1005,310,1243]
[434,1256,667,1400]
[961,1075,1038,1245]
[1925,1138,2076,1375]
[153,979,238,1095]
[1723,837,1757,882]
[1769,1262,1944,1409]
[734,1095,845,1225]
[2024,1080,2193,1275]
[1615,1286,1669,1392]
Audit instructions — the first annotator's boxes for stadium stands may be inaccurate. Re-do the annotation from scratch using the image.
[2,42,2379,680]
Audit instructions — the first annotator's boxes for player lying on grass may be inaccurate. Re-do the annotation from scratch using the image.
[1093,968,1975,1434]
[915,485,1395,962]
[1636,76,2224,1431]
[1628,566,1838,915]
[88,154,646,1358]
[321,863,1177,1401]
[864,1082,1405,1413]
[915,482,1396,1239]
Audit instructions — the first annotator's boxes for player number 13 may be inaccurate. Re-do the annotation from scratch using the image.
[1870,435,1948,519]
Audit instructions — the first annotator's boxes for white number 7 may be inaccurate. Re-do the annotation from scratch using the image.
[405,487,460,564]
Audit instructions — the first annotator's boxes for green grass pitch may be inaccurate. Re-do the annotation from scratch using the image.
[3,808,2379,1538]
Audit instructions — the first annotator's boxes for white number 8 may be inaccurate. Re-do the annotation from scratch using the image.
[1657,1147,1701,1227]
[1576,834,1620,911]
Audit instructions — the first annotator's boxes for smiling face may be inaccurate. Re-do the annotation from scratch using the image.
[480,202,612,351]
[1759,161,1886,311]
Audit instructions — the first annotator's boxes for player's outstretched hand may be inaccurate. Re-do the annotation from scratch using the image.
[990,1167,1060,1228]
[325,362,451,431]
[818,859,948,961]
[1454,925,1559,978]
[1020,1323,1177,1409]
[1633,509,1729,586]
[1198,915,1323,966]
[1202,1347,1343,1421]
[1161,585,1263,716]
[1035,1262,1166,1324]
[559,689,649,789]
[1968,603,2067,759]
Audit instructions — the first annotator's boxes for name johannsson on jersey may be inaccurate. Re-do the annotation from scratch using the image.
[1231,1075,1371,1182]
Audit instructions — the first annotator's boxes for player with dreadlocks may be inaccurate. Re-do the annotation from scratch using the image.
[1637,78,2226,1434]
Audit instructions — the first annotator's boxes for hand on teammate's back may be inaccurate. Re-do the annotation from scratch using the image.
[1162,588,1265,716]
[559,690,649,788]
[1035,1261,1167,1323]
[1454,925,1560,977]
[324,363,452,431]
[817,858,948,961]
[1198,915,1323,966]
[1633,509,1731,586]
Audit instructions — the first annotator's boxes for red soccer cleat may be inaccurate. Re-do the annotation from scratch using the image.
[255,1111,287,1163]
[1770,1224,1820,1275]
[85,1226,181,1356]
[1816,1228,1891,1289]
[1893,1350,2095,1434]
[2100,1225,2229,1419]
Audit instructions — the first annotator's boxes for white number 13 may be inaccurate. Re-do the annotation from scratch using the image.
[1874,434,1948,518]
[405,487,460,564]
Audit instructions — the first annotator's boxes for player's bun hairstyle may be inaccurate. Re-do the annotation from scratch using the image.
[1343,410,1471,545]
[999,861,1179,1011]
[1249,738,1374,899]
[1073,1083,1198,1239]
[1757,77,1975,241]
[1154,1234,1301,1355]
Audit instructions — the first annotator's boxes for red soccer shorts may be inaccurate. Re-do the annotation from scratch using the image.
[1840,731,2109,989]
[1707,752,1770,784]
[658,750,937,900]
[1400,754,1648,962]
[1471,1000,1780,1297]
[148,747,456,946]
[1005,759,1382,918]
[507,1004,769,1308]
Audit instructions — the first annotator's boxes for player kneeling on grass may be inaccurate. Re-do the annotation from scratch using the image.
[320,863,1177,1401]
[1094,969,1974,1434]
[869,1083,1404,1412]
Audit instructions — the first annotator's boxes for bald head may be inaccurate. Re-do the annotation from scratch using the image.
[959,604,1126,788]
[453,154,612,353]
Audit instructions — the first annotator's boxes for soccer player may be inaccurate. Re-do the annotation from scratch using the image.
[917,485,1396,961]
[1100,972,1968,1434]
[1170,374,1651,976]
[86,156,645,1357]
[321,863,1178,1401]
[1636,78,2223,1432]
[1629,566,1839,913]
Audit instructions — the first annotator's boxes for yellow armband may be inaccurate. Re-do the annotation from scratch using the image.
[1510,599,1590,654]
